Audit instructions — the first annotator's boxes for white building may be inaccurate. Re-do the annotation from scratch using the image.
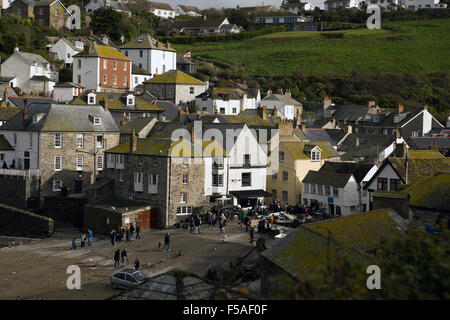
[0,47,59,95]
[195,88,261,115]
[280,1,315,12]
[404,0,447,10]
[324,0,361,10]
[121,35,177,79]
[253,12,308,24]
[48,38,84,67]
[147,1,175,19]
[0,0,13,10]
[53,82,85,103]
[85,0,132,16]
[175,4,202,16]
[130,64,152,91]
[259,90,303,121]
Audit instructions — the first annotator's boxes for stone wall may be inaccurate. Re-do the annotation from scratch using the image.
[42,196,87,227]
[0,203,53,237]
[0,174,39,210]
[373,196,410,219]
[144,83,176,103]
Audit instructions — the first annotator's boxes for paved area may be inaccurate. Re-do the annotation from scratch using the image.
[0,220,272,299]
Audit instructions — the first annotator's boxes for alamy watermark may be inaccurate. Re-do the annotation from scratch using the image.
[66,265,81,290]
[366,265,381,290]
[367,5,382,30]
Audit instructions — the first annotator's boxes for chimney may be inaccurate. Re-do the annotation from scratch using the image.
[430,140,438,152]
[267,89,272,96]
[100,98,109,111]
[347,124,352,134]
[285,89,291,98]
[424,105,428,111]
[368,100,376,108]
[262,105,267,120]
[323,96,332,110]
[1,87,8,107]
[396,104,404,114]
[131,129,137,152]
[355,136,360,147]
[23,100,29,128]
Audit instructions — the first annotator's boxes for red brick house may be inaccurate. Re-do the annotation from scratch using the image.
[73,43,132,92]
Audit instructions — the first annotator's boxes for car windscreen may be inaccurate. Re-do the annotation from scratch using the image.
[133,272,148,281]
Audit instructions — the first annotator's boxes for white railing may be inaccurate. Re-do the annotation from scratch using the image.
[0,169,40,179]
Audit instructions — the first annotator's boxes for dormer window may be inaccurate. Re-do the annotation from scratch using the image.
[126,94,135,106]
[94,117,101,125]
[87,93,96,105]
[311,150,321,161]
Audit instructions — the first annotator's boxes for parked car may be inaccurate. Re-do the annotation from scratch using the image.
[110,269,149,289]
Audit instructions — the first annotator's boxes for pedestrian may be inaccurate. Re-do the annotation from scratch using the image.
[130,224,135,240]
[71,238,76,250]
[136,224,141,240]
[194,215,201,234]
[126,228,130,241]
[134,258,140,270]
[163,232,170,251]
[116,229,121,242]
[121,248,128,265]
[114,249,120,268]
[158,241,162,250]
[189,216,195,233]
[110,229,116,247]
[80,232,86,248]
[244,216,250,232]
[240,210,246,225]
[88,229,93,247]
[210,212,215,228]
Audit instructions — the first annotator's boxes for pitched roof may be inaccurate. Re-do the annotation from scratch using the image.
[340,133,396,162]
[282,141,339,160]
[305,209,406,253]
[119,117,156,135]
[132,64,151,76]
[147,1,174,11]
[262,93,302,106]
[253,11,301,17]
[144,70,204,85]
[301,128,342,145]
[409,137,450,150]
[178,5,201,14]
[54,82,84,88]
[73,43,130,61]
[7,96,53,110]
[16,51,50,67]
[319,161,375,183]
[121,35,175,51]
[302,170,352,188]
[169,18,228,29]
[0,106,21,121]
[403,172,450,212]
[0,134,14,151]
[198,114,275,128]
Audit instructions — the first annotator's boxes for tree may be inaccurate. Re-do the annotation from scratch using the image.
[89,7,123,42]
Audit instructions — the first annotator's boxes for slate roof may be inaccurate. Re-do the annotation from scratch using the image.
[144,70,204,85]
[305,209,406,253]
[199,87,259,100]
[340,133,396,162]
[8,96,54,110]
[0,106,20,121]
[198,114,275,128]
[169,18,228,30]
[0,77,16,83]
[54,82,84,88]
[282,141,339,160]
[302,170,352,188]
[261,227,364,281]
[16,51,50,67]
[30,75,53,82]
[301,128,342,145]
[0,104,119,132]
[73,43,130,61]
[177,5,201,14]
[108,0,131,13]
[319,161,375,183]
[132,64,151,76]
[409,137,450,150]
[403,172,450,212]
[0,134,14,151]
[261,93,302,106]
[121,35,175,52]
[119,117,155,135]
[147,1,174,11]
[332,105,369,122]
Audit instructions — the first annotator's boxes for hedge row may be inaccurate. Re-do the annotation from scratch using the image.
[157,26,286,44]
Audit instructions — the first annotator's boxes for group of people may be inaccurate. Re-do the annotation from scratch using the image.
[110,224,141,247]
[207,211,228,234]
[71,229,93,250]
[113,249,141,270]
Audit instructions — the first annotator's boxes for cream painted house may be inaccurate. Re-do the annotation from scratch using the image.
[267,140,340,206]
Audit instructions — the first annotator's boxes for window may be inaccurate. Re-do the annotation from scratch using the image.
[103,74,107,84]
[220,108,225,114]
[67,53,70,59]
[325,185,331,196]
[390,179,400,191]
[77,75,81,84]
[76,156,83,171]
[94,118,101,126]
[283,171,288,182]
[180,192,187,203]
[272,189,277,198]
[242,173,251,187]
[190,87,194,94]
[148,174,158,194]
[333,187,339,197]
[232,108,237,114]
[377,178,388,191]
[113,61,117,70]
[119,170,124,182]
[183,157,189,168]
[97,155,103,171]
[29,133,32,147]
[39,8,43,15]
[139,63,142,69]
[183,173,189,184]
[113,75,117,85]
[317,184,323,195]
[139,50,143,58]
[350,206,356,213]
[88,95,95,104]
[282,191,288,203]
[138,156,143,166]
[17,7,21,15]
[77,59,81,69]
[76,134,83,149]
[0,154,4,161]
[96,135,103,148]
[176,206,192,215]
[103,59,107,69]
[212,158,223,169]
[272,171,278,181]
[13,133,17,146]
[123,77,127,86]
[55,133,62,148]
[279,151,284,162]
[123,62,127,71]
[54,156,62,171]
[311,151,321,161]
[244,154,250,167]
[124,51,128,57]
[53,180,62,192]
[212,174,223,187]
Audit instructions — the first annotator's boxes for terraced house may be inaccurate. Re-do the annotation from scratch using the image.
[104,137,227,228]
[0,103,119,206]
[6,0,66,30]
[73,43,132,92]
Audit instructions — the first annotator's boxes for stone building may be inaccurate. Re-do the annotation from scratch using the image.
[104,136,227,228]
[6,0,66,30]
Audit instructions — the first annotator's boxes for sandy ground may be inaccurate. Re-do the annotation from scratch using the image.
[0,220,271,300]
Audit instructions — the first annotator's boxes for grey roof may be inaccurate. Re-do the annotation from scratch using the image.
[262,93,302,106]
[332,105,369,122]
[302,170,352,188]
[302,128,337,145]
[120,117,155,134]
[177,5,201,14]
[0,76,15,83]
[0,104,119,132]
[132,64,151,76]
[30,75,53,82]
[16,51,50,67]
[121,35,174,51]
[109,0,131,12]
[340,133,396,162]
[319,161,374,183]
[54,82,84,88]
[147,1,174,11]
[8,97,54,110]
[409,137,450,149]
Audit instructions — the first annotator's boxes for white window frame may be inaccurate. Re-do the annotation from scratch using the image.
[76,133,84,149]
[97,155,103,171]
[76,156,83,171]
[311,150,321,161]
[54,133,62,148]
[54,156,62,171]
[176,206,193,216]
[148,174,158,194]
[94,117,101,126]
[180,192,187,203]
[53,180,62,192]
[96,134,103,148]
[182,173,188,184]
[103,59,107,69]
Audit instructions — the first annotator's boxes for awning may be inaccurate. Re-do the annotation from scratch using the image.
[230,190,272,198]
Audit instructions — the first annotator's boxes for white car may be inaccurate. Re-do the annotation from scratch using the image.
[110,269,149,289]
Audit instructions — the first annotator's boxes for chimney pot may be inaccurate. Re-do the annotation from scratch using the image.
[131,129,137,152]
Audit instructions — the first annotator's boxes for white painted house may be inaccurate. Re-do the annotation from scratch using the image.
[259,90,303,121]
[53,82,85,103]
[404,0,447,10]
[121,35,177,79]
[147,1,175,19]
[175,4,202,16]
[0,47,59,95]
[85,0,132,16]
[280,1,315,12]
[367,0,402,10]
[48,38,84,67]
[130,64,152,91]
[324,0,361,10]
[195,88,260,115]
[253,12,308,24]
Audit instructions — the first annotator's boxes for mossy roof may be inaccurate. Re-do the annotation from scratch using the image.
[120,117,155,134]
[0,134,14,151]
[403,172,450,212]
[389,156,450,185]
[105,138,227,158]
[74,43,130,61]
[303,170,351,188]
[143,70,204,85]
[407,150,445,159]
[305,209,403,253]
[121,35,175,52]
[282,141,339,160]
[372,191,409,199]
[0,106,20,121]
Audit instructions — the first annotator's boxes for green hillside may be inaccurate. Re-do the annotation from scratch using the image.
[174,19,450,77]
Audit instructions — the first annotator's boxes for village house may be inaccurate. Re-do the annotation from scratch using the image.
[238,5,279,15]
[368,0,402,10]
[324,0,361,10]
[175,4,202,16]
[259,90,303,121]
[0,86,20,127]
[48,38,84,67]
[159,17,242,36]
[6,0,67,30]
[131,64,152,91]
[72,42,132,92]
[53,82,85,103]
[85,0,132,16]
[0,47,59,96]
[118,117,158,143]
[253,11,308,24]
[143,70,208,105]
[147,1,175,19]
[280,1,315,12]
[404,0,447,10]
[176,54,197,74]
[103,136,228,228]
[120,35,177,79]
[0,0,14,10]
[195,87,261,115]
[0,102,120,207]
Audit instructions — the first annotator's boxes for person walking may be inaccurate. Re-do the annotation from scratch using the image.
[240,210,246,225]
[209,212,215,228]
[121,248,128,265]
[134,258,140,270]
[80,233,86,248]
[110,229,116,247]
[88,229,93,247]
[130,224,135,240]
[136,224,141,240]
[189,216,195,233]
[163,232,170,251]
[194,215,201,234]
[71,238,76,250]
[114,249,120,268]
[126,228,130,242]
[244,216,250,232]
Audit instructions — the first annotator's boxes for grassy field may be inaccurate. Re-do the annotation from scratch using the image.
[173,19,450,77]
